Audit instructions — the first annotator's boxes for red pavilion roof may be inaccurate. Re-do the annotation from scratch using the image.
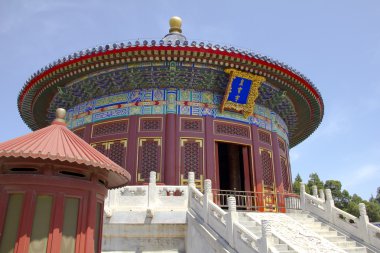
[0,109,130,188]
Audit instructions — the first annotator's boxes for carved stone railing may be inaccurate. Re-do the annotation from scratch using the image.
[188,172,279,253]
[104,171,188,217]
[233,222,261,253]
[300,183,380,250]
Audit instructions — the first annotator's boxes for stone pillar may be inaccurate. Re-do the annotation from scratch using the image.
[226,196,237,247]
[312,185,318,198]
[188,171,195,187]
[187,172,195,207]
[260,220,273,253]
[148,171,157,212]
[104,189,116,218]
[319,189,325,201]
[359,203,370,243]
[300,183,306,210]
[359,203,367,217]
[204,179,213,201]
[325,189,334,206]
[149,171,157,184]
[325,189,334,222]
[203,179,212,222]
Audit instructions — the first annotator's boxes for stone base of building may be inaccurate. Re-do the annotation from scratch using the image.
[102,211,186,253]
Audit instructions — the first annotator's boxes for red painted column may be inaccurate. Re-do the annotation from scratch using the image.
[214,142,220,190]
[127,115,139,184]
[164,114,176,185]
[84,190,96,253]
[77,192,88,253]
[242,146,251,192]
[205,116,215,184]
[83,124,92,143]
[0,186,8,242]
[271,132,285,212]
[286,144,293,192]
[97,201,104,253]
[50,193,64,253]
[15,190,34,253]
[242,146,254,210]
[251,125,264,211]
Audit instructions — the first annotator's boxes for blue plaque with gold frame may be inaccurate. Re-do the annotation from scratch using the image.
[221,69,266,118]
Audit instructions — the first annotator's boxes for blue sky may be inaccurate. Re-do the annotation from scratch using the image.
[1,1,379,199]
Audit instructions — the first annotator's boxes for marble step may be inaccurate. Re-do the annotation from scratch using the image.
[286,213,375,253]
[333,240,358,248]
[316,230,340,237]
[341,247,368,253]
[322,235,348,242]
[273,243,294,251]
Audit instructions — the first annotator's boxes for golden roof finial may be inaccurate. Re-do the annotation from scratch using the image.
[55,108,66,123]
[169,16,182,33]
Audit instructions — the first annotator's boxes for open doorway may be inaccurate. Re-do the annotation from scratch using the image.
[217,142,251,191]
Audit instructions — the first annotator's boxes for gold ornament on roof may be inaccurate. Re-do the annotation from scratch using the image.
[55,108,66,123]
[169,16,182,33]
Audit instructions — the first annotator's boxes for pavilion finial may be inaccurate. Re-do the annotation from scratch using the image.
[169,16,182,33]
[54,108,66,124]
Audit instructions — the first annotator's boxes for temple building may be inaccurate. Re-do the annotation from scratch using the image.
[0,108,130,252]
[2,16,379,253]
[17,17,322,205]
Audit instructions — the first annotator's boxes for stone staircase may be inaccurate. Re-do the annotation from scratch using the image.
[236,211,379,253]
[286,212,376,253]
[238,212,297,253]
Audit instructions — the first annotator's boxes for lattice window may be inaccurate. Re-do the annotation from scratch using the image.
[91,140,127,168]
[215,122,250,138]
[182,119,202,132]
[73,128,85,139]
[278,138,286,152]
[109,141,127,167]
[261,150,273,186]
[140,118,162,132]
[92,120,128,137]
[281,157,290,191]
[138,139,161,181]
[258,130,271,145]
[182,141,202,178]
[92,143,107,156]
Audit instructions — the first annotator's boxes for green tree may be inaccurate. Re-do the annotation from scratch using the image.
[347,198,380,222]
[292,173,310,194]
[375,187,380,204]
[345,201,360,217]
[365,200,380,222]
[351,194,363,204]
[340,189,351,210]
[307,173,324,194]
[292,173,302,194]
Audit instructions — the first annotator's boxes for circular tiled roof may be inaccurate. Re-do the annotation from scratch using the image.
[18,39,323,147]
[0,109,130,188]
